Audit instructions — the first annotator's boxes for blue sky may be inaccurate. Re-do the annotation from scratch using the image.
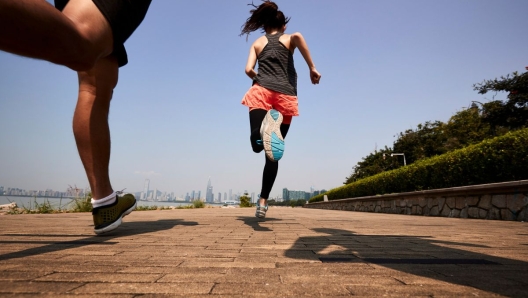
[0,0,527,199]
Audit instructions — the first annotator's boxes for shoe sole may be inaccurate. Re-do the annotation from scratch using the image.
[260,110,284,162]
[94,200,137,235]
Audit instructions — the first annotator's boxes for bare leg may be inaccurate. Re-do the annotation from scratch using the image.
[0,0,113,71]
[73,56,118,200]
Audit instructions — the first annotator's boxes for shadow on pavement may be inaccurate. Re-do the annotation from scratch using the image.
[284,227,528,297]
[0,219,198,261]
[237,216,282,231]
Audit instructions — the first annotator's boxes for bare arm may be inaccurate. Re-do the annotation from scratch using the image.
[244,43,258,79]
[291,32,321,84]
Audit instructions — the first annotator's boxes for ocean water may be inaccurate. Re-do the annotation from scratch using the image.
[0,196,220,209]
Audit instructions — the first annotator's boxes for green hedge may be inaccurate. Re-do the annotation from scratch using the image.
[310,128,528,203]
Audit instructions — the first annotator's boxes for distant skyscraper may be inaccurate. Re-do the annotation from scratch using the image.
[141,179,150,201]
[218,192,221,202]
[224,192,227,202]
[229,189,232,201]
[283,188,290,201]
[206,177,214,203]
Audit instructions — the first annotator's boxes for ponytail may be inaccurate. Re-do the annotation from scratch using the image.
[240,1,290,38]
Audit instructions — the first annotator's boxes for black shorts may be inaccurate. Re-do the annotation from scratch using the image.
[54,0,151,67]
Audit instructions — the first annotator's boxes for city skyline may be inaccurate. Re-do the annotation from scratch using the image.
[0,177,326,202]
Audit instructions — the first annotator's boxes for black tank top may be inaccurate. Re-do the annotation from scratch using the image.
[254,33,297,96]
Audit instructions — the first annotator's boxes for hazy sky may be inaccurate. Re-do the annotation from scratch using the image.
[0,0,526,198]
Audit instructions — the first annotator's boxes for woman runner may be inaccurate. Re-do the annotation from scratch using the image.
[240,0,321,218]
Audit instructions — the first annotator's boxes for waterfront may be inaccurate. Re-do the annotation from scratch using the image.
[0,196,222,209]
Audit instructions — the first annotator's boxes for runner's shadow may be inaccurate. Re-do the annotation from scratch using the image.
[284,227,528,297]
[237,216,281,231]
[0,219,198,261]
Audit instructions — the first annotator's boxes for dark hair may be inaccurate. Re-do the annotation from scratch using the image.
[240,1,290,38]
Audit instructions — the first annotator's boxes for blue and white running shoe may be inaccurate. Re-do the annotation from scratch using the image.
[260,109,285,162]
[255,204,268,218]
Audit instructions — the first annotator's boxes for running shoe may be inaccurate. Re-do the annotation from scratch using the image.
[92,192,136,235]
[260,109,285,162]
[255,204,269,218]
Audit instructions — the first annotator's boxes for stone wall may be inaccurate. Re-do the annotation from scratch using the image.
[304,180,528,221]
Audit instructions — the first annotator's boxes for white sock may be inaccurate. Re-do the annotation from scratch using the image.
[91,192,117,208]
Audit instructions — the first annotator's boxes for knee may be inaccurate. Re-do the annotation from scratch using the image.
[69,56,97,72]
[78,56,119,91]
[67,37,103,71]
[59,42,99,71]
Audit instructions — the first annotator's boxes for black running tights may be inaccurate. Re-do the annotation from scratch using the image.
[249,109,290,200]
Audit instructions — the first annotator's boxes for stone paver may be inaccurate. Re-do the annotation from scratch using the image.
[0,207,527,297]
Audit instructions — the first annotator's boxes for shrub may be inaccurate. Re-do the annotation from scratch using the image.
[177,204,195,209]
[310,128,528,202]
[290,199,306,207]
[239,195,253,208]
[192,200,205,208]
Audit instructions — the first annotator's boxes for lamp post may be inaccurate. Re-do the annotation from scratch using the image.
[391,153,406,166]
[383,153,406,166]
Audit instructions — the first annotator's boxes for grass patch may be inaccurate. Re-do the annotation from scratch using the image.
[4,194,209,214]
[68,195,92,212]
[136,205,174,211]
[7,197,58,214]
[135,202,205,211]
[135,205,160,211]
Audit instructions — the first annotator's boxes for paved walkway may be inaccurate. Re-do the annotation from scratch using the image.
[0,207,527,297]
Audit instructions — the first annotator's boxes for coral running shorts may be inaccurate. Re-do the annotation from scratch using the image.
[241,83,298,124]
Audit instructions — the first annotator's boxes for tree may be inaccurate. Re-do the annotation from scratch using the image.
[473,69,528,133]
[393,121,447,165]
[443,107,489,151]
[344,68,527,185]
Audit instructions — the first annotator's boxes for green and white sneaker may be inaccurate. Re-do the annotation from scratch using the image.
[255,204,268,218]
[92,192,136,235]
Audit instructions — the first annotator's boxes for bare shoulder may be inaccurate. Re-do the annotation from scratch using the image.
[253,35,268,53]
[278,33,295,51]
[290,32,304,42]
[281,32,302,53]
[254,35,268,47]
